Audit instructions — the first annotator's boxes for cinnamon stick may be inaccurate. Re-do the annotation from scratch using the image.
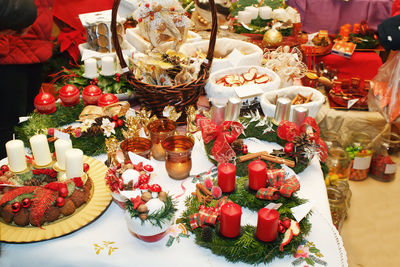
[305,93,313,103]
[196,183,212,196]
[291,94,299,105]
[238,152,265,162]
[260,154,295,168]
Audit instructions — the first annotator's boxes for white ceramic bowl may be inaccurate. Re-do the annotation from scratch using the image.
[205,66,280,100]
[260,86,325,121]
[179,38,263,73]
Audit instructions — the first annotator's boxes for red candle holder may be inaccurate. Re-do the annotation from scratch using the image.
[147,119,176,161]
[162,135,194,180]
[256,208,279,242]
[218,163,236,193]
[120,137,152,160]
[82,85,102,105]
[59,84,80,106]
[248,160,267,191]
[34,92,56,114]
[98,93,119,107]
[219,202,242,238]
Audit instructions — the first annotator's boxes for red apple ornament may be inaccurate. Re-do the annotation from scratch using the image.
[98,93,118,107]
[59,84,80,106]
[82,85,102,105]
[34,92,56,114]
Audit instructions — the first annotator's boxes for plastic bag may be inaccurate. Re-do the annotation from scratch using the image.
[369,51,400,123]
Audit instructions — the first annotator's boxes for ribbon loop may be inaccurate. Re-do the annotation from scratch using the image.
[256,169,300,200]
[189,196,231,229]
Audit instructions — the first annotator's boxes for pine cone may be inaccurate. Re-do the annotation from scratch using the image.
[24,177,42,186]
[231,139,244,154]
[85,125,104,137]
[201,226,214,242]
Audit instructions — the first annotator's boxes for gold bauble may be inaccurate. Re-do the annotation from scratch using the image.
[263,29,283,47]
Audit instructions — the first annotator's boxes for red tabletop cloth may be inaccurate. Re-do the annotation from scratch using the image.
[322,52,382,80]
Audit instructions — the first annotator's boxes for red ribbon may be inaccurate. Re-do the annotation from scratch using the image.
[189,196,231,229]
[196,115,244,164]
[256,169,300,200]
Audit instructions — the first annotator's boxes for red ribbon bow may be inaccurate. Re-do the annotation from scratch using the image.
[196,115,244,164]
[189,196,231,229]
[256,169,300,200]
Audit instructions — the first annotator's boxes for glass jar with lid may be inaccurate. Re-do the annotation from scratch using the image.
[370,133,400,182]
[345,132,373,181]
[327,187,347,231]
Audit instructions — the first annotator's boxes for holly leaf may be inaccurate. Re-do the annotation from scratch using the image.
[305,257,315,266]
[309,247,320,253]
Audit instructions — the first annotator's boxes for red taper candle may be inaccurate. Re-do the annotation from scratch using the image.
[219,202,242,238]
[218,163,236,193]
[256,208,279,242]
[248,160,267,191]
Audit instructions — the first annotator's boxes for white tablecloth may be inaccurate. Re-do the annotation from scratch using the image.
[0,136,347,266]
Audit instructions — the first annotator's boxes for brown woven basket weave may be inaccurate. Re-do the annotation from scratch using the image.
[111,0,217,120]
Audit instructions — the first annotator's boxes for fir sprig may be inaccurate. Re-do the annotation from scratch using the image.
[125,196,177,228]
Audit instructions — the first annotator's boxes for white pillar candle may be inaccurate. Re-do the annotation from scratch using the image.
[245,6,259,20]
[5,140,27,172]
[83,58,99,79]
[65,148,83,179]
[29,134,52,167]
[101,56,115,76]
[54,139,72,170]
[237,11,252,24]
[259,6,272,20]
[272,8,289,22]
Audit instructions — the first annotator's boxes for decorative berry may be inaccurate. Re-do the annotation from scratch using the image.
[143,165,153,172]
[139,174,150,185]
[21,198,31,208]
[0,170,3,176]
[117,119,124,127]
[11,202,21,213]
[56,197,65,207]
[282,219,291,229]
[150,184,161,192]
[139,183,150,190]
[204,177,213,190]
[170,7,175,11]
[47,128,55,136]
[59,186,68,198]
[145,3,150,7]
[112,115,118,121]
[242,146,248,155]
[112,121,118,128]
[211,186,222,199]
[116,73,121,78]
[278,224,285,233]
[284,142,294,154]
[83,163,90,172]
[1,165,9,173]
[73,128,82,138]
[138,18,143,23]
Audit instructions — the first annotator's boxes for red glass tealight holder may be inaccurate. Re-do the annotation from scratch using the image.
[218,162,236,193]
[120,137,152,160]
[82,85,102,105]
[147,119,176,161]
[162,135,194,180]
[34,92,56,114]
[219,202,242,238]
[59,84,80,106]
[256,208,279,242]
[98,93,118,107]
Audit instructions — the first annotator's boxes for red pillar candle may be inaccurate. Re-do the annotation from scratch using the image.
[219,202,242,238]
[256,208,279,242]
[248,160,267,191]
[218,163,236,193]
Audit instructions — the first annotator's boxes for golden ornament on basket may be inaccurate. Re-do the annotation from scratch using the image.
[263,28,283,48]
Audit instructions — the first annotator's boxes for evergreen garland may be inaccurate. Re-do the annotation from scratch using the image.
[125,196,177,228]
[181,176,311,264]
[14,100,124,156]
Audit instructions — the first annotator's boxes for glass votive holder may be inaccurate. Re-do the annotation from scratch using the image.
[162,135,194,180]
[147,119,176,161]
[120,137,152,160]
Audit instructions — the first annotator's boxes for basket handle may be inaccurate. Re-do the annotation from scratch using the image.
[111,0,218,74]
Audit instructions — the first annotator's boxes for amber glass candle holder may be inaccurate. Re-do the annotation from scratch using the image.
[162,135,194,180]
[148,119,176,161]
[120,137,152,160]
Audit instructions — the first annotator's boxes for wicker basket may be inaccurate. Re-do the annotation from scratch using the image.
[111,0,217,121]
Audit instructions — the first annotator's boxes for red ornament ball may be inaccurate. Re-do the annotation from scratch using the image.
[282,219,291,229]
[11,202,21,213]
[21,198,31,208]
[1,165,9,172]
[284,142,294,154]
[98,93,118,107]
[150,184,161,192]
[56,197,65,207]
[139,174,150,185]
[117,119,124,127]
[59,84,80,106]
[242,145,248,155]
[83,163,90,172]
[112,115,118,121]
[59,186,68,198]
[143,165,153,172]
[73,128,82,138]
[82,85,102,105]
[34,92,56,114]
[145,3,150,7]
[47,128,55,136]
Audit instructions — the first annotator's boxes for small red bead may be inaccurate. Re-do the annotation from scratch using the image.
[112,115,118,121]
[117,119,124,127]
[138,18,143,23]
[21,198,31,208]
[11,202,21,213]
[56,197,65,207]
[83,163,90,172]
[145,3,150,8]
